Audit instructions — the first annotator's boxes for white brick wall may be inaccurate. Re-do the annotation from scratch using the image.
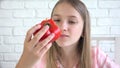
[0,0,120,68]
[13,9,35,18]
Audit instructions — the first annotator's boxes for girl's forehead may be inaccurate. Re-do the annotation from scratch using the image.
[52,3,81,18]
[53,2,74,12]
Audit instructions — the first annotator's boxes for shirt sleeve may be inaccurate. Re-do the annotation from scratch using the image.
[94,46,120,68]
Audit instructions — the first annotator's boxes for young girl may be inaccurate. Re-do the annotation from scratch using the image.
[16,0,120,68]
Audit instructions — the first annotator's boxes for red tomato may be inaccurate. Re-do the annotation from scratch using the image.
[33,18,61,43]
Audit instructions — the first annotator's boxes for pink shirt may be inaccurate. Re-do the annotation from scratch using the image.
[34,47,120,68]
[92,47,120,68]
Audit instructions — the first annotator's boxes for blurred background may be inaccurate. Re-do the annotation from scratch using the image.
[0,0,120,68]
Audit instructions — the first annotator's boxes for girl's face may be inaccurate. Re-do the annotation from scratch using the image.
[52,3,84,47]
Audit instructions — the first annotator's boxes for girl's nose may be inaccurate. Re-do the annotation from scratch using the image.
[59,21,68,32]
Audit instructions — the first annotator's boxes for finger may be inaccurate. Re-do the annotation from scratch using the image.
[25,25,41,42]
[39,43,52,57]
[34,33,54,52]
[34,25,49,39]
[29,25,50,47]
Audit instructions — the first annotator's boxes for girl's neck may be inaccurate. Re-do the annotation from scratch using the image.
[61,46,77,59]
[57,44,80,68]
[59,43,79,63]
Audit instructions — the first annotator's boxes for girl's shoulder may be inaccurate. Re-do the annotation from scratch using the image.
[91,46,120,68]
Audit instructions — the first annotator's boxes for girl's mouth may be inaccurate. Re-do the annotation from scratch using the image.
[60,34,69,37]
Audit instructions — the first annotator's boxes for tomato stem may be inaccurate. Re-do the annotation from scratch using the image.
[44,23,50,27]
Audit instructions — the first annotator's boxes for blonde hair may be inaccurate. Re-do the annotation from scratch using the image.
[47,0,91,68]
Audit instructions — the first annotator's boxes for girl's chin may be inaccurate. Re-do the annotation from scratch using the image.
[56,42,70,47]
[55,39,72,47]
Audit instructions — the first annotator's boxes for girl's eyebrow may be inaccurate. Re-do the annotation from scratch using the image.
[52,13,59,16]
[69,16,77,18]
[53,14,77,18]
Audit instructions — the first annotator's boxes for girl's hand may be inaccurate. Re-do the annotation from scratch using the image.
[16,25,54,68]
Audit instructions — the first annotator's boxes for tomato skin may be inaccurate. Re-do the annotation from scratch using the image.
[33,19,61,43]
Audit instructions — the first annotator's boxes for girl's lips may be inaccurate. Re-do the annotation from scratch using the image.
[60,34,69,37]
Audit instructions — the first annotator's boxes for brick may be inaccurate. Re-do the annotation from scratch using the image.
[110,46,115,52]
[13,10,35,18]
[49,0,98,9]
[14,45,23,53]
[36,9,52,18]
[99,40,115,44]
[99,40,115,52]
[89,9,109,18]
[115,37,120,64]
[82,1,97,8]
[110,9,120,17]
[0,54,3,60]
[0,10,12,18]
[91,26,110,34]
[111,26,120,35]
[49,0,59,9]
[3,36,25,44]
[0,27,12,36]
[13,27,29,35]
[91,18,97,26]
[91,34,115,38]
[98,18,120,26]
[0,36,2,45]
[0,19,23,27]
[91,40,97,46]
[0,45,14,52]
[3,53,20,61]
[99,43,114,52]
[0,61,16,68]
[99,1,120,8]
[1,1,24,9]
[25,1,49,9]
[23,18,43,27]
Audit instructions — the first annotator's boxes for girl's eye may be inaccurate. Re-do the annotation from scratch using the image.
[54,19,61,23]
[68,21,77,24]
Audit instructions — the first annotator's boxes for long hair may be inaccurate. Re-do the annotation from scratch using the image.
[46,0,91,68]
